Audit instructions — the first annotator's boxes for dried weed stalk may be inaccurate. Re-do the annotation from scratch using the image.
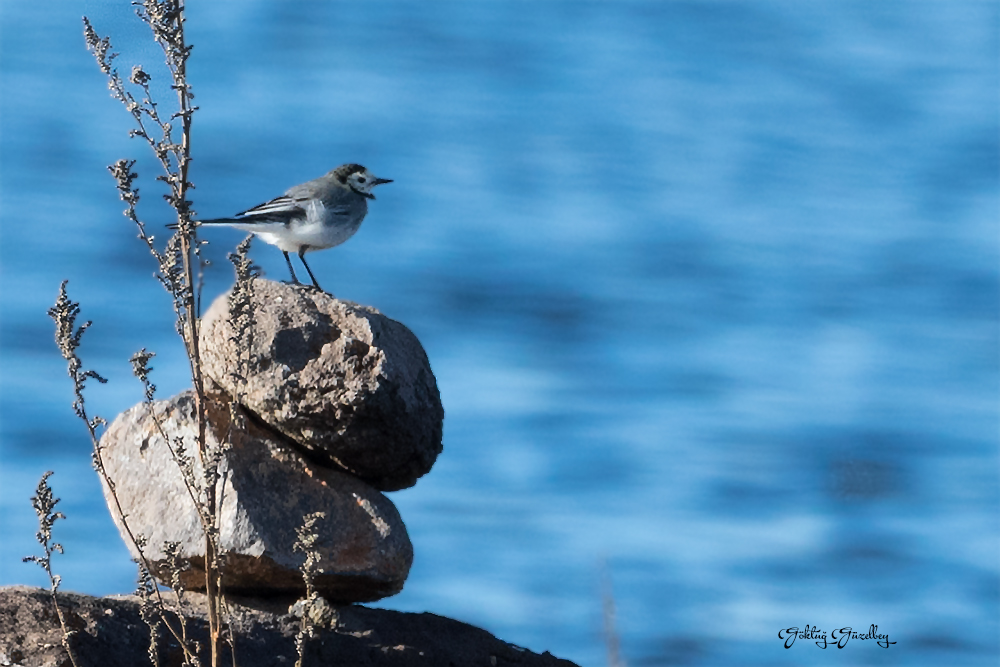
[291,512,336,667]
[162,540,203,667]
[130,349,202,515]
[82,2,229,664]
[131,356,224,664]
[48,284,201,666]
[225,236,259,429]
[22,472,81,667]
[136,537,165,667]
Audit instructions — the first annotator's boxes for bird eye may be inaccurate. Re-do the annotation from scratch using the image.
[357,176,367,184]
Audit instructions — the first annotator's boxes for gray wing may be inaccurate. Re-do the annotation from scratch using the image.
[200,177,354,226]
[232,195,306,224]
[236,180,355,223]
[195,195,306,227]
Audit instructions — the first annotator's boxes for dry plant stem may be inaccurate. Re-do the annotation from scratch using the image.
[48,284,200,667]
[129,354,211,667]
[224,236,259,438]
[131,350,210,532]
[141,6,223,659]
[164,541,203,667]
[136,547,164,667]
[218,234,259,667]
[131,346,224,658]
[292,512,329,667]
[22,472,82,667]
[86,4,225,664]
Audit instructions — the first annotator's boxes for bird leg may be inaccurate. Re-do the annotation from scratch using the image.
[282,251,301,284]
[298,247,323,291]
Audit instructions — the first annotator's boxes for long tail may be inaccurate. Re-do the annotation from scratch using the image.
[165,217,246,230]
[196,217,245,226]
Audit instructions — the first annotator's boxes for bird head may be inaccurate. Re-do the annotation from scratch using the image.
[334,164,393,200]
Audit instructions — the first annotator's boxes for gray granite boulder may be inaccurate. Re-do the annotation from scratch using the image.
[199,280,444,491]
[96,387,413,602]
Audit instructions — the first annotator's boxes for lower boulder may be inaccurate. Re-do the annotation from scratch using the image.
[96,388,412,602]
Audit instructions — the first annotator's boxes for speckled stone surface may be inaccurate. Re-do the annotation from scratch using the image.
[199,280,444,491]
[97,388,412,602]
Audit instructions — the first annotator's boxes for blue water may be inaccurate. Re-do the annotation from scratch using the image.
[1,2,997,665]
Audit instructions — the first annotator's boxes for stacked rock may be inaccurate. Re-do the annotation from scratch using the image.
[97,280,444,602]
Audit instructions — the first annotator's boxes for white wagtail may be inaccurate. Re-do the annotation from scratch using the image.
[195,163,392,290]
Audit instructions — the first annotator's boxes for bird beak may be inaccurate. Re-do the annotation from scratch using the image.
[367,177,392,198]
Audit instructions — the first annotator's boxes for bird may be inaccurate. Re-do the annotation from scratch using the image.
[194,163,392,291]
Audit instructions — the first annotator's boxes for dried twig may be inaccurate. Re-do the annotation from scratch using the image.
[48,283,201,665]
[84,3,228,663]
[22,472,82,667]
[291,512,335,667]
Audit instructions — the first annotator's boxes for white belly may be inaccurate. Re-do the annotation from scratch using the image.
[257,217,362,253]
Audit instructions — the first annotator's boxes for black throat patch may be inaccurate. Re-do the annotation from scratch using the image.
[350,185,375,200]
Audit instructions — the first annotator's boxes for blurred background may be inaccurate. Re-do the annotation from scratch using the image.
[1,2,997,666]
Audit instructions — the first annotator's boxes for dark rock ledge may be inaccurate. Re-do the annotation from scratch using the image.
[0,586,579,667]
